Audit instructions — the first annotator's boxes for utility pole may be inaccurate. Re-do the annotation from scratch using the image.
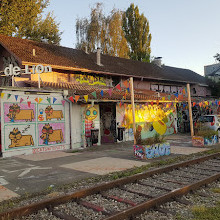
[187,83,194,136]
[130,77,136,144]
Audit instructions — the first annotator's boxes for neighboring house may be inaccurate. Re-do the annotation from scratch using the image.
[204,63,220,83]
[0,34,211,157]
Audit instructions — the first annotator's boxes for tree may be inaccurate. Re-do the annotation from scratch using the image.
[76,3,129,58]
[0,0,61,45]
[214,53,220,62]
[76,3,104,52]
[122,3,152,62]
[107,9,129,58]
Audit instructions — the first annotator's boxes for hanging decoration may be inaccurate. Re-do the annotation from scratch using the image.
[100,90,104,97]
[108,88,112,97]
[91,91,97,99]
[7,94,11,100]
[168,95,171,100]
[69,96,74,103]
[115,83,121,91]
[84,95,88,102]
[75,95,80,103]
[47,97,51,104]
[15,95,18,101]
[20,98,24,103]
[61,100,66,106]
[27,101,31,108]
[53,97,57,104]
[35,98,39,103]
[38,97,43,104]
[1,93,4,98]
[123,80,129,88]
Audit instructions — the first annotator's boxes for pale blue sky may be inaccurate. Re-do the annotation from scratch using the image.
[44,0,220,75]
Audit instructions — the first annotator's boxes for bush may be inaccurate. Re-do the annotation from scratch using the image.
[140,133,165,145]
[195,127,217,139]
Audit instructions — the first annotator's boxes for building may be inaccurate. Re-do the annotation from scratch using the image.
[0,34,211,157]
[204,63,220,82]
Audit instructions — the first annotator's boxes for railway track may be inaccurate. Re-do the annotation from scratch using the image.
[1,153,220,220]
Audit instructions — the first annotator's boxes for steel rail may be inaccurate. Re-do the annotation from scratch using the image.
[0,152,219,220]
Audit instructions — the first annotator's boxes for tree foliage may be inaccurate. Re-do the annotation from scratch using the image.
[214,53,220,62]
[76,3,129,58]
[122,3,152,62]
[0,0,61,45]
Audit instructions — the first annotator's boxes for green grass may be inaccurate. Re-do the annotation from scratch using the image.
[191,202,220,220]
[211,188,220,194]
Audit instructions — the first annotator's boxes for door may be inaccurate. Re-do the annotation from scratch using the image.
[100,103,116,143]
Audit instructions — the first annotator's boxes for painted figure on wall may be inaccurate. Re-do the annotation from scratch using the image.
[118,104,177,139]
[40,123,63,145]
[9,128,34,148]
[7,104,34,122]
[84,106,98,146]
[45,105,63,120]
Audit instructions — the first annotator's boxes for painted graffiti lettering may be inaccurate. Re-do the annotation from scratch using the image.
[134,143,171,159]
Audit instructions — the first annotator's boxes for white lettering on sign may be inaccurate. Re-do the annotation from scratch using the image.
[4,64,52,76]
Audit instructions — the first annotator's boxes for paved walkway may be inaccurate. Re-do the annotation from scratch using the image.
[0,134,213,202]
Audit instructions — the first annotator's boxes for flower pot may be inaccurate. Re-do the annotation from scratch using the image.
[133,142,170,159]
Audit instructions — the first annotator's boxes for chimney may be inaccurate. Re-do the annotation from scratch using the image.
[33,49,36,56]
[97,47,101,66]
[152,57,162,67]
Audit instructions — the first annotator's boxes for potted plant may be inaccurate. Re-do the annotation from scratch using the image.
[192,123,218,146]
[133,129,170,159]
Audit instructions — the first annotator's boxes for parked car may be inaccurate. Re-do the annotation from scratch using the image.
[195,115,220,132]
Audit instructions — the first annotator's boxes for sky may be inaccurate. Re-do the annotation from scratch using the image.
[44,0,220,76]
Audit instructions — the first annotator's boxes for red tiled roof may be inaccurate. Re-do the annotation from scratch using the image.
[25,80,188,102]
[0,34,207,85]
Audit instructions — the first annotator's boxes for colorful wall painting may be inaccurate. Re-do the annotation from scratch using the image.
[145,143,170,159]
[1,91,70,157]
[116,104,177,141]
[204,135,218,146]
[133,143,170,159]
[4,124,36,149]
[75,74,107,86]
[37,104,64,122]
[133,145,145,159]
[81,104,100,147]
[116,105,134,141]
[4,103,35,123]
[38,123,65,145]
[192,136,204,147]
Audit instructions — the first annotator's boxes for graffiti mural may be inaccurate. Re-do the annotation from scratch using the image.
[4,124,35,149]
[75,74,107,86]
[2,93,68,154]
[117,104,177,140]
[145,143,170,159]
[82,105,99,147]
[9,128,34,148]
[133,143,170,159]
[5,103,35,122]
[133,145,145,159]
[37,104,64,122]
[39,123,64,145]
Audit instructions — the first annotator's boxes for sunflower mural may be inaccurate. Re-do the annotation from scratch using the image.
[119,104,177,139]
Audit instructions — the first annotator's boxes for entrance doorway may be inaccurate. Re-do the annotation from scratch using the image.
[100,103,116,143]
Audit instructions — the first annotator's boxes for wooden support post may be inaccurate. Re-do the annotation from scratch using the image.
[130,77,136,144]
[12,75,14,87]
[187,83,194,137]
[38,73,41,88]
